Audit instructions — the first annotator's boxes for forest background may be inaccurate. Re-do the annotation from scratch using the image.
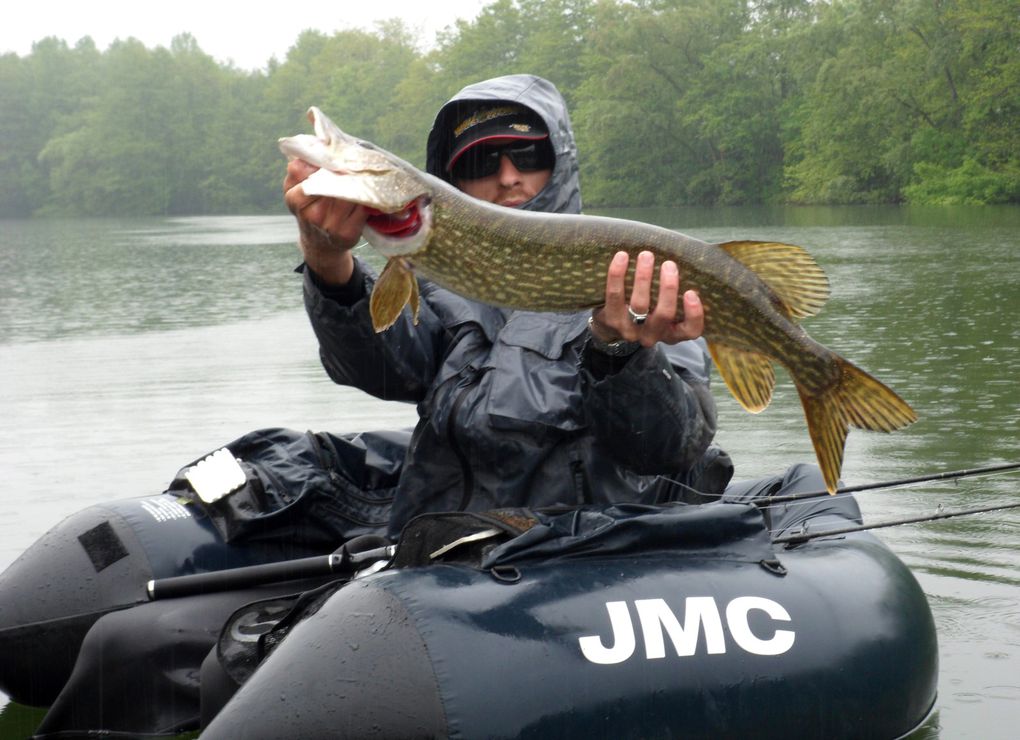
[2,0,1016,217]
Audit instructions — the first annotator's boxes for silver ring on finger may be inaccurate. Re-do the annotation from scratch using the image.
[627,306,649,325]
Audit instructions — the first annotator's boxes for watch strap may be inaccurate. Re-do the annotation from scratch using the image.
[587,315,640,357]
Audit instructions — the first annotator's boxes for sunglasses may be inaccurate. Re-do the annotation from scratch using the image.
[450,140,555,181]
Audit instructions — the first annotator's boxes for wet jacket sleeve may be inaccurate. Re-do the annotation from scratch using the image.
[580,342,717,474]
[302,258,445,403]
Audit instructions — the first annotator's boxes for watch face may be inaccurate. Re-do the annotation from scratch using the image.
[587,316,640,357]
[592,337,641,357]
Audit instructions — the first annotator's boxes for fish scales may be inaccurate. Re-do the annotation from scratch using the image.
[279,106,917,492]
[424,194,717,312]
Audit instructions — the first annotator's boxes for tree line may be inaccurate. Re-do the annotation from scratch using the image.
[1,0,1016,217]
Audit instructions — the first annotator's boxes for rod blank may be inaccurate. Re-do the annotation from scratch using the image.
[766,462,1020,505]
[774,500,1020,546]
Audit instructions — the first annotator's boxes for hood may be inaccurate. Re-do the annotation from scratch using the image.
[426,74,582,215]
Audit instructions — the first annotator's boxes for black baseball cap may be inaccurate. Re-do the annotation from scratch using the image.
[445,104,549,172]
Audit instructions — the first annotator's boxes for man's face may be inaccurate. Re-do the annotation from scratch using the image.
[452,140,553,207]
[456,161,552,207]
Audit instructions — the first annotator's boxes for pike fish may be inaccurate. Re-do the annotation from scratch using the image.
[279,107,917,493]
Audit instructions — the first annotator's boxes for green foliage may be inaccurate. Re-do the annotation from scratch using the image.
[0,0,1016,216]
[576,0,794,205]
[784,0,1019,205]
[904,158,1020,204]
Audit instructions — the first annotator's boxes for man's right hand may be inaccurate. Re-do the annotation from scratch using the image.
[283,159,368,286]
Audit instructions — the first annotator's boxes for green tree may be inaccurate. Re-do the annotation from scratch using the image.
[263,25,421,159]
[37,36,230,215]
[0,53,37,216]
[3,0,1017,216]
[431,0,593,107]
[783,1,910,203]
[577,0,787,206]
[903,0,1020,203]
[786,0,1019,204]
[0,37,101,215]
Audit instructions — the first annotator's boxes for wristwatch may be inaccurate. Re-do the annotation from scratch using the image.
[587,316,640,357]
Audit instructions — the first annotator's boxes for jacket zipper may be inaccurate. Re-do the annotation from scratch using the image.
[569,450,591,505]
[447,375,478,511]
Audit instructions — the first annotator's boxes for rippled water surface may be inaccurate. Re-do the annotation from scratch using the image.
[1,208,1018,736]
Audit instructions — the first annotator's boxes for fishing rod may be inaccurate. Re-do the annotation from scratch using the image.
[765,461,1020,506]
[657,461,1020,506]
[773,499,1020,546]
[146,463,1018,598]
[147,543,395,601]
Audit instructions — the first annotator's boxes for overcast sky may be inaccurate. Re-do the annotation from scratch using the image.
[2,0,490,70]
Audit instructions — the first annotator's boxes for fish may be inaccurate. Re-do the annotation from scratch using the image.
[279,106,917,493]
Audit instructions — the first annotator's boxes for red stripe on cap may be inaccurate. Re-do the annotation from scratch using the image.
[447,132,549,171]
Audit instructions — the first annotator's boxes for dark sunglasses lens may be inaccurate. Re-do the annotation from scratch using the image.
[452,148,501,180]
[506,143,543,171]
[452,141,553,180]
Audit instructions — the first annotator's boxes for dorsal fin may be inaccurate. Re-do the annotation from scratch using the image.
[718,241,830,320]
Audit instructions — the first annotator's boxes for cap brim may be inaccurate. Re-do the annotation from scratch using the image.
[446,131,548,172]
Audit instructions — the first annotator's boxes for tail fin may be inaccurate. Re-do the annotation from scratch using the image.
[797,358,917,493]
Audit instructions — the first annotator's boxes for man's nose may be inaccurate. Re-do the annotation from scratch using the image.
[497,154,523,185]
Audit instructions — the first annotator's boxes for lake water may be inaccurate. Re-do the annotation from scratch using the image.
[1,208,1018,737]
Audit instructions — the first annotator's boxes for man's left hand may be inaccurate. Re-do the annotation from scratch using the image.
[590,250,704,347]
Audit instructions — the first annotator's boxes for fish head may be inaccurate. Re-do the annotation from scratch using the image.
[279,107,434,255]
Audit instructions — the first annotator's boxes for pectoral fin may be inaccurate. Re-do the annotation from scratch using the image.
[370,258,419,332]
[707,341,776,413]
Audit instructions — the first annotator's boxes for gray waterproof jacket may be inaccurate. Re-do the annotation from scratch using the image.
[303,74,719,537]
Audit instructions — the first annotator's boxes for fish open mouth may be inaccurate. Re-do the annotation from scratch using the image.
[365,201,424,239]
[361,196,433,256]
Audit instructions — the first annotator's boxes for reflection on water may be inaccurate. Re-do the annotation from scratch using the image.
[0,217,304,342]
[2,208,1018,735]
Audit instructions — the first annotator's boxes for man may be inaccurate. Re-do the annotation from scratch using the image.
[283,74,728,536]
[34,75,733,739]
[36,74,847,739]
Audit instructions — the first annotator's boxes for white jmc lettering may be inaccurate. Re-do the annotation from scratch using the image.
[578,596,795,665]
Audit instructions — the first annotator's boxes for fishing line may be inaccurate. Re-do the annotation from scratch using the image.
[653,475,726,502]
[765,461,1020,505]
[658,461,1020,512]
[770,500,1020,546]
[756,465,1020,521]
